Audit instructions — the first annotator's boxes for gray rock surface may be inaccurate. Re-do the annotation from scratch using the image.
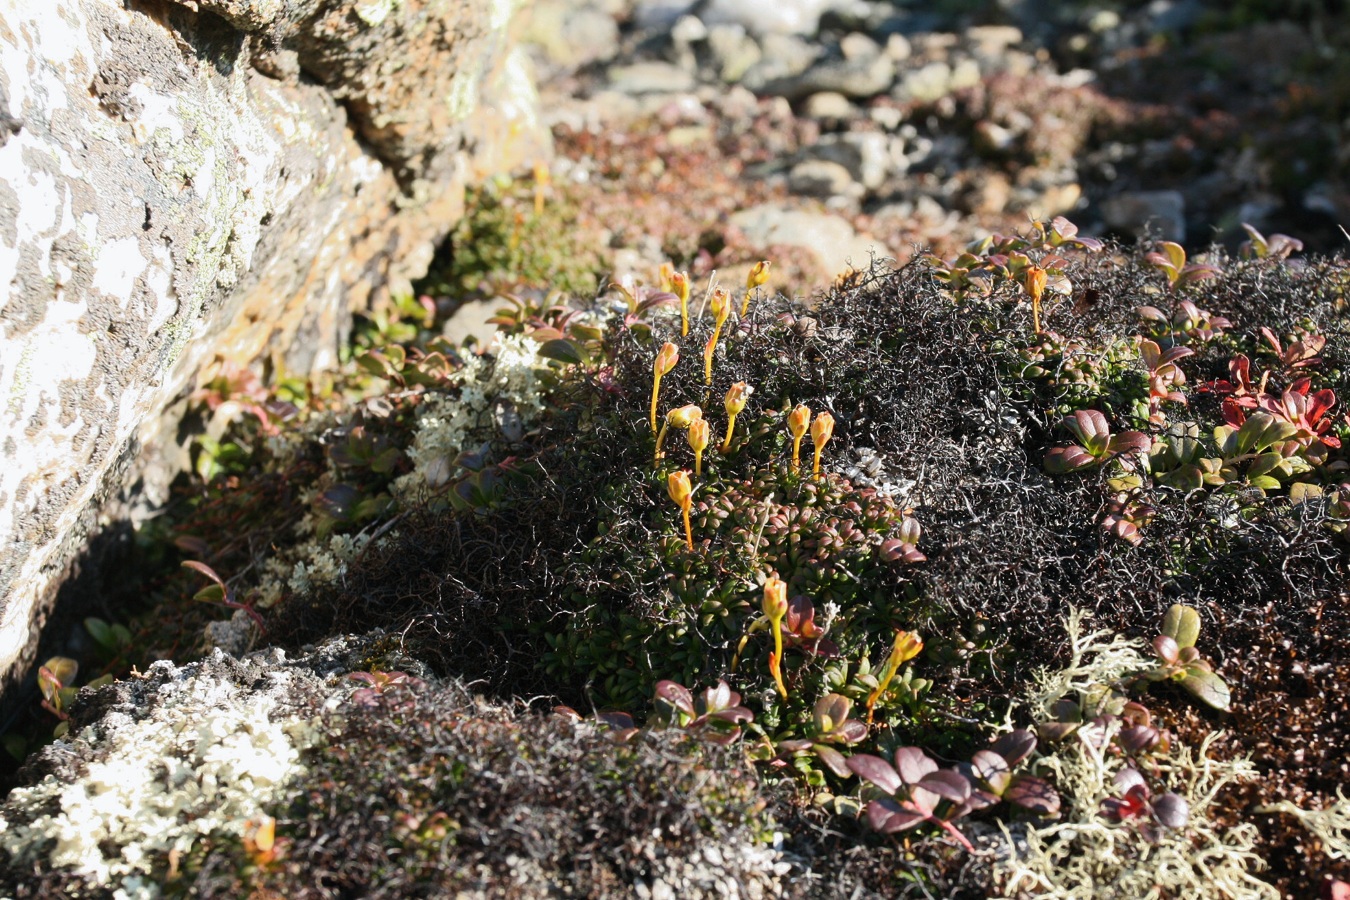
[0,0,546,698]
[1101,190,1187,241]
[808,132,891,189]
[701,0,856,37]
[730,203,879,274]
[788,160,862,199]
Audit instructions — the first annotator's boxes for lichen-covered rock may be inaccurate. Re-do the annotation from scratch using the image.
[0,0,548,698]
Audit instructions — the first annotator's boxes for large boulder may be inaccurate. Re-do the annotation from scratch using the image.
[0,0,547,697]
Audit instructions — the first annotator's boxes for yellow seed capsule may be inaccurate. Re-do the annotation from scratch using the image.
[650,342,680,433]
[688,418,710,476]
[761,576,788,619]
[659,261,676,293]
[747,260,771,289]
[762,575,789,699]
[667,469,692,508]
[866,629,925,724]
[810,411,835,479]
[672,271,691,336]
[655,404,702,465]
[788,404,811,468]
[704,289,733,385]
[720,382,753,453]
[1025,265,1048,334]
[742,260,770,316]
[667,404,703,428]
[725,382,752,417]
[667,470,694,550]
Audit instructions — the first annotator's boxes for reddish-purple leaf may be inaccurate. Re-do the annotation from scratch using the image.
[709,706,753,725]
[1152,792,1190,829]
[867,797,927,833]
[1153,634,1180,665]
[181,560,226,587]
[654,680,694,715]
[1113,767,1148,793]
[893,746,939,785]
[1118,725,1160,754]
[954,788,1000,818]
[918,770,972,804]
[1045,445,1095,474]
[847,753,902,795]
[835,720,869,745]
[1037,720,1079,742]
[1107,431,1151,455]
[1006,775,1060,816]
[971,750,1012,793]
[990,729,1037,766]
[597,711,636,730]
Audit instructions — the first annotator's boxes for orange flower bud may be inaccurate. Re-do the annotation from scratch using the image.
[672,271,691,336]
[688,418,710,453]
[1025,265,1048,334]
[1024,265,1048,303]
[762,575,790,699]
[667,469,692,509]
[724,382,753,417]
[810,411,835,479]
[705,290,732,384]
[650,342,680,433]
[666,404,703,429]
[747,260,771,289]
[811,411,834,450]
[688,418,710,475]
[788,404,811,441]
[668,470,695,549]
[654,341,680,377]
[788,403,811,468]
[865,629,925,724]
[742,261,770,316]
[656,405,702,465]
[721,382,753,453]
[710,288,732,323]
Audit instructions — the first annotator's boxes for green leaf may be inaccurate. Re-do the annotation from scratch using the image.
[356,352,390,377]
[84,617,113,649]
[1163,465,1204,493]
[1162,604,1201,649]
[1180,667,1231,711]
[537,338,589,366]
[193,584,227,604]
[1290,481,1324,504]
[1246,453,1282,479]
[2,734,26,762]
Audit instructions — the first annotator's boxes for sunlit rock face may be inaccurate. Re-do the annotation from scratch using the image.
[0,0,547,697]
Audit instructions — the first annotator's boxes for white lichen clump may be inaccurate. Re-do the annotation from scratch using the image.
[0,666,320,895]
[244,334,544,612]
[392,332,545,503]
[993,610,1276,900]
